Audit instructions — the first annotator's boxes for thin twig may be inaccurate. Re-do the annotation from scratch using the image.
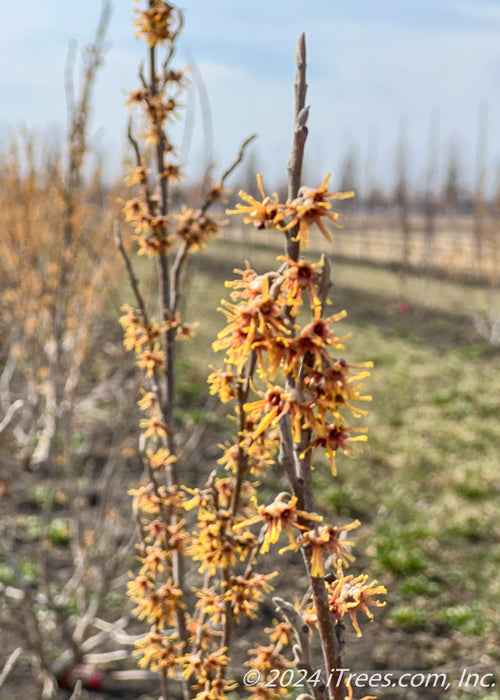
[218,133,258,189]
[113,221,150,325]
[0,647,22,690]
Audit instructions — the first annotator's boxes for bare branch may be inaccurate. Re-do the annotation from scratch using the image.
[217,133,258,191]
[0,399,23,435]
[273,597,326,700]
[286,33,309,261]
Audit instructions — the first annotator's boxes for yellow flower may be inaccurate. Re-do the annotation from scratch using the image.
[188,507,256,575]
[224,572,277,620]
[281,521,360,577]
[137,390,158,412]
[129,578,184,629]
[123,197,150,231]
[234,493,322,553]
[265,621,294,647]
[120,305,162,354]
[144,447,176,470]
[213,275,288,373]
[226,174,287,229]
[134,632,183,674]
[194,589,226,626]
[161,163,182,183]
[207,366,237,403]
[139,415,169,440]
[192,678,238,700]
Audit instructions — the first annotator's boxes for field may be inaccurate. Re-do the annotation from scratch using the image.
[229,214,500,286]
[2,225,499,699]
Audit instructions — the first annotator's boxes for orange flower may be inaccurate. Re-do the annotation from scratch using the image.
[313,359,373,415]
[224,263,260,301]
[326,560,386,637]
[283,311,348,379]
[277,255,326,314]
[175,206,221,251]
[129,578,184,628]
[213,284,288,372]
[226,174,287,230]
[224,572,277,620]
[134,3,180,47]
[134,632,183,674]
[283,173,354,247]
[136,345,164,377]
[243,386,289,437]
[281,521,360,577]
[301,422,367,475]
[234,493,322,553]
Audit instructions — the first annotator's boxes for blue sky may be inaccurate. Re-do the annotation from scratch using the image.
[1,0,500,194]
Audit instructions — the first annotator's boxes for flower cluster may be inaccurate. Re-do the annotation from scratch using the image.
[134,2,181,47]
[206,172,385,656]
[123,4,386,696]
[121,4,246,697]
[124,2,226,261]
[211,177,372,487]
[227,173,354,247]
[185,478,258,575]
